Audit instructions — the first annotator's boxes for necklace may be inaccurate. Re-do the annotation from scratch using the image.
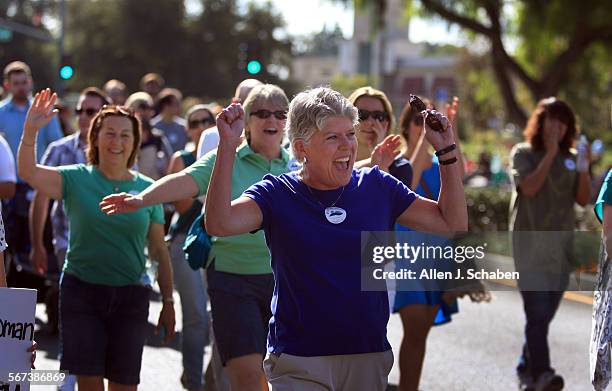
[305,182,347,224]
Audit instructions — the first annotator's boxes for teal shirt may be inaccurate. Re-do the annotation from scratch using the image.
[58,164,164,286]
[185,142,293,274]
[595,169,612,223]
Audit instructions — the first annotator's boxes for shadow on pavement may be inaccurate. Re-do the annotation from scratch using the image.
[34,317,60,360]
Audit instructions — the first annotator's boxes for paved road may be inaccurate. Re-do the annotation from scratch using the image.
[31,288,594,390]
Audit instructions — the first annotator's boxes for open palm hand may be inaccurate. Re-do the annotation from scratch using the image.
[25,89,58,133]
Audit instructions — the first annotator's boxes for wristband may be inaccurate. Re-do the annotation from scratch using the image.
[439,157,458,166]
[162,297,174,305]
[20,138,35,147]
[435,143,456,157]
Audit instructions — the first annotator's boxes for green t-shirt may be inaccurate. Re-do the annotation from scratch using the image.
[58,164,164,286]
[185,142,293,275]
[595,169,612,223]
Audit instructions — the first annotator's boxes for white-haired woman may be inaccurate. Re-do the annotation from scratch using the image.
[100,84,293,391]
[200,87,466,390]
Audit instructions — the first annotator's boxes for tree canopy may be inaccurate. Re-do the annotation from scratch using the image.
[0,0,296,100]
[334,0,612,136]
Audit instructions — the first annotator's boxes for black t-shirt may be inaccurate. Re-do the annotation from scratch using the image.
[389,156,413,189]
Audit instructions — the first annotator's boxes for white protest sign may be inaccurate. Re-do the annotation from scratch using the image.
[0,288,37,391]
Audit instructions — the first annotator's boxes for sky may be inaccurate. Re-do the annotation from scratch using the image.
[185,0,463,45]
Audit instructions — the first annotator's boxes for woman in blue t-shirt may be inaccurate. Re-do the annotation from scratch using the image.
[348,86,413,186]
[392,96,466,391]
[201,87,467,391]
[17,89,175,390]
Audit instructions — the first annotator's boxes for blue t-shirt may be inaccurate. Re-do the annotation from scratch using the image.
[243,167,418,356]
[415,158,441,200]
[0,98,63,180]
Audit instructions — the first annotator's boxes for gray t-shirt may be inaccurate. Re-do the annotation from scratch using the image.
[509,142,579,289]
[509,142,578,231]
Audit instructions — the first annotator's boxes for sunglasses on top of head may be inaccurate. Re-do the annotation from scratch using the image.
[412,115,424,126]
[75,107,99,117]
[358,109,389,122]
[250,110,287,120]
[188,117,215,128]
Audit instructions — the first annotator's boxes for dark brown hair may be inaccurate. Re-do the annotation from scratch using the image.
[523,97,577,154]
[87,105,141,167]
[79,87,110,108]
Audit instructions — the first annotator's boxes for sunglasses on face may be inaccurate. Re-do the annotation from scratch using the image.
[250,110,287,120]
[358,109,389,122]
[75,107,99,117]
[188,117,215,128]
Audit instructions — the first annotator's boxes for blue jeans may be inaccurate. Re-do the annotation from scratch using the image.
[518,290,565,378]
[170,233,211,389]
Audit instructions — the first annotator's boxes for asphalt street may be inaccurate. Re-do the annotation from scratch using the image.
[30,287,594,390]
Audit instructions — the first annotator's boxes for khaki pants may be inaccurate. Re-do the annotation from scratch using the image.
[263,350,393,391]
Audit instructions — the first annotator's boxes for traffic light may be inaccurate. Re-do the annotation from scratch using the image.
[247,60,262,75]
[59,55,74,80]
[238,42,263,75]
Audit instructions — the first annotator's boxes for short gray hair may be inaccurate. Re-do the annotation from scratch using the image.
[286,87,358,160]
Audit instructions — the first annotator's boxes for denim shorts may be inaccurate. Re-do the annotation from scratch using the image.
[59,273,150,385]
[206,262,274,365]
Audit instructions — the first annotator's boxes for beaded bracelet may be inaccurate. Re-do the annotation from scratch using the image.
[439,157,458,166]
[435,143,456,157]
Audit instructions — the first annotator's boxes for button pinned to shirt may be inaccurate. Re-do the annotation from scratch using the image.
[564,158,576,171]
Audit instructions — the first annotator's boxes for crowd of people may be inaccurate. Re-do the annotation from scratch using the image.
[0,58,610,391]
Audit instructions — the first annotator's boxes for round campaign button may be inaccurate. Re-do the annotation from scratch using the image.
[564,158,576,171]
[325,207,347,224]
[287,159,301,172]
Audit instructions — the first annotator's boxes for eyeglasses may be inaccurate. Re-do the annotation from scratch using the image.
[75,107,99,117]
[250,110,287,120]
[358,109,389,122]
[188,118,215,128]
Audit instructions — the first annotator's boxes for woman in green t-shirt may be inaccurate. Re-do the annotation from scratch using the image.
[101,84,291,391]
[17,89,175,390]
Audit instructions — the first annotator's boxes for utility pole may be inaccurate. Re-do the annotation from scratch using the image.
[57,0,66,95]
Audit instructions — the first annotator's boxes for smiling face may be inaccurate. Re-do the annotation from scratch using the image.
[354,96,390,160]
[246,102,287,152]
[95,116,135,168]
[296,116,357,190]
